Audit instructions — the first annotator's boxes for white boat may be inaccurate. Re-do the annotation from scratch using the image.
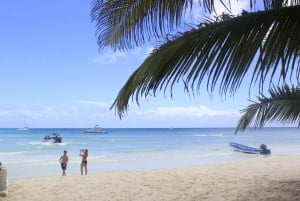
[84,125,108,134]
[18,116,30,131]
[18,126,30,131]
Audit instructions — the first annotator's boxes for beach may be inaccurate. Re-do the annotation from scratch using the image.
[2,155,300,201]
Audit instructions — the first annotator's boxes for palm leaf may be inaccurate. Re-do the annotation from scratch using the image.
[110,5,300,117]
[91,0,300,51]
[235,85,300,134]
[91,0,194,50]
[91,0,239,50]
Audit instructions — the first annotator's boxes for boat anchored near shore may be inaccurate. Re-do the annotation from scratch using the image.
[43,133,62,143]
[84,125,108,134]
[18,116,30,131]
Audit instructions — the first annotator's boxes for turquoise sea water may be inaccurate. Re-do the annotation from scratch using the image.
[0,127,300,179]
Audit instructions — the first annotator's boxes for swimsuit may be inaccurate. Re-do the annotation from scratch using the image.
[81,154,87,164]
[61,163,67,170]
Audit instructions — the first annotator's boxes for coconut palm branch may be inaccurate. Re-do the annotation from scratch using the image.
[91,0,216,51]
[235,85,300,134]
[109,5,300,117]
[91,0,300,50]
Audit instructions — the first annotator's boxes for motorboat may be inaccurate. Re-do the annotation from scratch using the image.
[43,133,62,143]
[229,142,271,154]
[84,125,108,134]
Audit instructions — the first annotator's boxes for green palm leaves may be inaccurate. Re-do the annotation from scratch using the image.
[109,5,300,118]
[91,0,193,50]
[91,0,300,130]
[236,85,300,133]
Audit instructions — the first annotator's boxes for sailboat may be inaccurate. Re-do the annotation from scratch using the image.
[18,116,30,131]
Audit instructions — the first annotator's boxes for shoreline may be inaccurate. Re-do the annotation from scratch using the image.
[3,155,300,201]
[6,151,263,180]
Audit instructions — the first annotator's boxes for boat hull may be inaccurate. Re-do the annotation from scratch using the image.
[43,133,62,143]
[84,131,108,134]
[229,142,271,154]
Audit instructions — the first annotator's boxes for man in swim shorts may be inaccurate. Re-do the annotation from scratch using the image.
[59,150,69,176]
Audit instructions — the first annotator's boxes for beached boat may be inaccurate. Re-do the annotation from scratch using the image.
[84,125,108,134]
[229,142,271,154]
[43,133,62,143]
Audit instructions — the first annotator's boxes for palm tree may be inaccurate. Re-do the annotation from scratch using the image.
[91,0,300,131]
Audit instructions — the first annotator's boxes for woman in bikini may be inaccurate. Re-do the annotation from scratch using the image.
[80,149,88,175]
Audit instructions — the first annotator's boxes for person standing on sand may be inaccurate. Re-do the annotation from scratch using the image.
[79,149,88,175]
[59,150,69,176]
[0,161,7,176]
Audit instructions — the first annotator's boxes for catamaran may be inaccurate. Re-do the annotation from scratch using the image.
[84,124,108,134]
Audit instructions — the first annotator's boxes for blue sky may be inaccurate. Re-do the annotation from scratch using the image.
[0,0,265,128]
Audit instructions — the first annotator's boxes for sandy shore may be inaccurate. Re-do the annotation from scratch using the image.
[2,155,300,201]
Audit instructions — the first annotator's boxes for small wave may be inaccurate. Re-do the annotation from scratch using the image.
[194,134,208,137]
[194,134,223,137]
[0,151,28,156]
[29,141,70,146]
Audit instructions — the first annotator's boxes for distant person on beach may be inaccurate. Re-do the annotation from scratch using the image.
[59,150,69,176]
[79,149,88,175]
[0,162,6,174]
[0,161,8,196]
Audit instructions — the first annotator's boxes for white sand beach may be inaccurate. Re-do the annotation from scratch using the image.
[2,155,300,201]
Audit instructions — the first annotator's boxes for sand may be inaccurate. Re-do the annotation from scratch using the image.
[1,155,300,201]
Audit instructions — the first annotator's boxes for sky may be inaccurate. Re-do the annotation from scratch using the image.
[0,0,271,128]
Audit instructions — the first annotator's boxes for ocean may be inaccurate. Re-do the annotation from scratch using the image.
[0,127,300,179]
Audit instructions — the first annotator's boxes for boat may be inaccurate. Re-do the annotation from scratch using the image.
[18,126,30,131]
[229,142,271,154]
[43,133,62,143]
[84,125,108,134]
[18,116,30,131]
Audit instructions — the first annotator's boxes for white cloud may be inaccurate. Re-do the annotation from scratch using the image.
[0,103,241,128]
[93,47,148,64]
[71,105,78,112]
[92,50,126,64]
[142,105,239,118]
[188,0,250,22]
[78,100,109,107]
[214,0,250,16]
[117,104,241,128]
[46,107,53,113]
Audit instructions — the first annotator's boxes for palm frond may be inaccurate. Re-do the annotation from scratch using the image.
[110,6,300,117]
[91,0,193,51]
[259,0,300,10]
[235,85,300,134]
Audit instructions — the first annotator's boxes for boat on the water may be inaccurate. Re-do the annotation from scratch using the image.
[18,126,30,131]
[229,142,271,154]
[18,116,30,131]
[43,133,62,143]
[84,125,108,134]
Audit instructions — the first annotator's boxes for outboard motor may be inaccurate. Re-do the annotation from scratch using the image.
[259,144,271,155]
